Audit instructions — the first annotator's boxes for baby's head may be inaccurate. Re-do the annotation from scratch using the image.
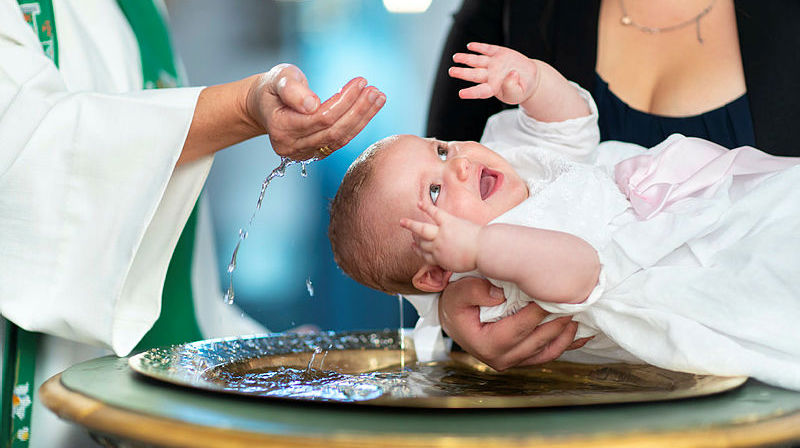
[329,134,528,295]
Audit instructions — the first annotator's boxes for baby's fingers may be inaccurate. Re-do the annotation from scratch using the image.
[448,66,488,84]
[411,242,438,266]
[400,218,438,241]
[452,52,490,68]
[466,42,500,56]
[417,200,451,225]
[500,70,524,98]
[458,83,494,100]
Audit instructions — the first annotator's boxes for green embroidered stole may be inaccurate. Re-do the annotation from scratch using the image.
[116,0,204,350]
[3,1,202,445]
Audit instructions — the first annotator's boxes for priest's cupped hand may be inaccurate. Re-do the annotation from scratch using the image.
[247,63,386,161]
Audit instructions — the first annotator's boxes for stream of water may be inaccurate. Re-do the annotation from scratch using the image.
[224,157,313,305]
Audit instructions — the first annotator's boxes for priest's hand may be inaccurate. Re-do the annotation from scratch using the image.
[439,277,590,371]
[248,63,385,161]
[179,63,384,165]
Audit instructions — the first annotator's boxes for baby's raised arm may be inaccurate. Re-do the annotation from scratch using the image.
[449,42,590,123]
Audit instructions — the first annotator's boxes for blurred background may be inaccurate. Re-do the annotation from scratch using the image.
[164,0,460,332]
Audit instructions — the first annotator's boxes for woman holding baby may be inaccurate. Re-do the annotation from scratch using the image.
[426,0,800,371]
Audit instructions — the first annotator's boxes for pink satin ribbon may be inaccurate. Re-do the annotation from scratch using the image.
[614,136,800,220]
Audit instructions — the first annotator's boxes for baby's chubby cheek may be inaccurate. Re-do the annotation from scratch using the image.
[439,200,488,225]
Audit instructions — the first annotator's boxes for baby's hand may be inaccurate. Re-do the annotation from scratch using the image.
[400,201,481,274]
[449,42,540,106]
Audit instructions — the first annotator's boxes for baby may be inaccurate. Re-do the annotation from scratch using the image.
[329,43,800,390]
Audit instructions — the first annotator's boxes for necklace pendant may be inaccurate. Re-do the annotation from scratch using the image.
[696,19,704,44]
[621,15,632,25]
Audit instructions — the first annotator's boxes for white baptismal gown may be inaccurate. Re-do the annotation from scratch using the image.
[407,87,800,391]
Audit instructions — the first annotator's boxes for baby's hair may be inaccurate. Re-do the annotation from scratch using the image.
[329,136,422,295]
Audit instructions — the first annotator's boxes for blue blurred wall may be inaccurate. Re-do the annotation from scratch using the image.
[166,0,460,331]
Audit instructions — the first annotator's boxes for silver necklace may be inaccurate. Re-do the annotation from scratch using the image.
[619,0,717,44]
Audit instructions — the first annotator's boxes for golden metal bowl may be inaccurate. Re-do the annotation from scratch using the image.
[128,329,746,408]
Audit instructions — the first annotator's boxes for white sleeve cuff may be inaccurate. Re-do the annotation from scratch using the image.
[481,82,600,164]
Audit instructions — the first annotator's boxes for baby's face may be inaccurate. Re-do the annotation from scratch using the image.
[369,135,528,228]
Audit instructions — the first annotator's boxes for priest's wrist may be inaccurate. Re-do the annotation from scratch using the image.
[178,77,264,166]
[241,73,271,137]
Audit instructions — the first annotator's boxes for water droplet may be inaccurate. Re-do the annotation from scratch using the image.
[306,277,314,297]
[305,347,323,373]
[398,294,406,370]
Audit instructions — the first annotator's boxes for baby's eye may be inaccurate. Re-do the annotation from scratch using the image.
[429,184,441,204]
[436,143,448,161]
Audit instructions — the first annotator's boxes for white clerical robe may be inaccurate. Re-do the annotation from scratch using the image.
[0,0,266,445]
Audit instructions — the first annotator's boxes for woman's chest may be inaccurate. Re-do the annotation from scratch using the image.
[595,0,746,117]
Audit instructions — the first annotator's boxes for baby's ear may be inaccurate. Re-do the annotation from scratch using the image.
[411,265,452,293]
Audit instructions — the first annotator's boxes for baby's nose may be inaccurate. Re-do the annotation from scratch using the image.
[452,157,471,181]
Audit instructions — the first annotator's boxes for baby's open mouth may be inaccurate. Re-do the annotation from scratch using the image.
[480,168,500,200]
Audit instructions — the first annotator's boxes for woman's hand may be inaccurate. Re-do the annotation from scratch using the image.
[439,277,589,371]
[448,42,540,106]
[247,63,386,161]
[400,200,481,273]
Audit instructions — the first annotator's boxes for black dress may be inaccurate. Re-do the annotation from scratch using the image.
[426,0,799,155]
[594,74,755,148]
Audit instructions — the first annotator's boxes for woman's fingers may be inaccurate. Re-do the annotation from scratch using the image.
[511,318,578,367]
[448,66,488,84]
[517,322,578,366]
[449,278,507,308]
[482,303,551,350]
[567,335,593,351]
[438,278,498,342]
[438,278,579,371]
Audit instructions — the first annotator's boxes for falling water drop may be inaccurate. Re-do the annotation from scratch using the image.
[306,277,314,297]
[306,347,323,373]
[318,346,331,370]
[223,287,234,305]
[398,294,406,370]
[253,157,294,217]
